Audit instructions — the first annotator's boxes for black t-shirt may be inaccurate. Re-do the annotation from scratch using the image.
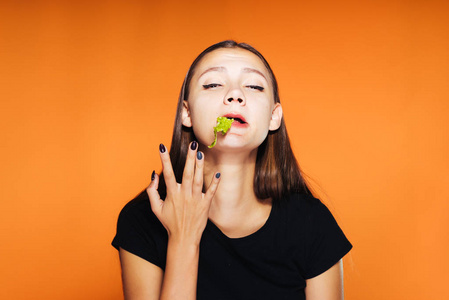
[112,191,352,300]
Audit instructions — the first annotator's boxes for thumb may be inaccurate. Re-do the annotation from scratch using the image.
[204,172,221,206]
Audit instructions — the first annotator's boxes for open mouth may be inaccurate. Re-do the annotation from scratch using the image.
[223,114,247,125]
[232,117,246,124]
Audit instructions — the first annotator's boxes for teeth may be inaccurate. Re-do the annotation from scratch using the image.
[226,116,245,123]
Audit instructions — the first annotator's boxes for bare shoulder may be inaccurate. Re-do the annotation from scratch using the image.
[305,260,345,300]
[119,247,163,300]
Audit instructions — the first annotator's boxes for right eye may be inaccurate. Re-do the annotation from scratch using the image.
[203,83,222,89]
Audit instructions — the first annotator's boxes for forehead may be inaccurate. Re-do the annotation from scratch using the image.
[195,48,270,78]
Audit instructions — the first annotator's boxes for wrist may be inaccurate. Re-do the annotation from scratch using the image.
[168,235,201,250]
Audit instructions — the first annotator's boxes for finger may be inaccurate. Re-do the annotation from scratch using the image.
[204,172,221,204]
[181,141,198,195]
[159,143,177,194]
[192,151,204,197]
[146,171,163,218]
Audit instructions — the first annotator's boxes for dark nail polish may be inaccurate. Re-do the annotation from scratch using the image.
[197,152,203,160]
[215,172,221,179]
[191,141,197,150]
[151,170,155,181]
[159,143,166,153]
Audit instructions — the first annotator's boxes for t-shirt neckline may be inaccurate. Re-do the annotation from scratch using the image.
[206,201,277,243]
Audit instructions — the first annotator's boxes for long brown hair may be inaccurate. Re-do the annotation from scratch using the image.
[158,40,313,202]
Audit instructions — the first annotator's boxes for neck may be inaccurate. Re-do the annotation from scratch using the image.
[200,146,273,238]
[202,147,259,215]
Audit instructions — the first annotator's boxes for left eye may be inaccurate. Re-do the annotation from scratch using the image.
[247,85,264,91]
[203,83,222,89]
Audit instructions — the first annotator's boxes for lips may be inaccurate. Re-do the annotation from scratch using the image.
[222,113,247,125]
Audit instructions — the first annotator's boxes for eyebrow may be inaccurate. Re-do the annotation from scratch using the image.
[242,68,267,81]
[199,67,226,78]
[198,66,268,81]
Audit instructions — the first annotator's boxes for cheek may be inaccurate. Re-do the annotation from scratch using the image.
[189,104,218,144]
[252,99,273,123]
[190,100,218,124]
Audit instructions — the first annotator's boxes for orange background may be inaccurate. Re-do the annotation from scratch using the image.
[1,0,448,299]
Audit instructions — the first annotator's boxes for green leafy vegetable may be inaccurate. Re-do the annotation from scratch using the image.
[208,117,234,148]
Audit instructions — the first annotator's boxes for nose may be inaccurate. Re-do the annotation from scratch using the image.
[227,97,244,104]
[224,86,246,105]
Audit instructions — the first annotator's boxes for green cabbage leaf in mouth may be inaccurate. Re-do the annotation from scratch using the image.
[208,117,234,148]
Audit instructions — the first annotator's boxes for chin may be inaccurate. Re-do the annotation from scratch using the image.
[214,140,263,153]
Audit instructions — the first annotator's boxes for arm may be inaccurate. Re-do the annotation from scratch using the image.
[119,248,163,300]
[305,260,344,300]
[119,240,200,300]
[119,142,219,300]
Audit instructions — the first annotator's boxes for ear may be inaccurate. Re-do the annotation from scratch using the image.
[181,100,192,127]
[269,103,283,131]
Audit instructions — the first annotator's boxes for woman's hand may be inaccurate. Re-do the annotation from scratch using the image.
[146,141,220,245]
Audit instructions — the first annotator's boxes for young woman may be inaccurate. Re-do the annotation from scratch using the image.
[112,40,352,300]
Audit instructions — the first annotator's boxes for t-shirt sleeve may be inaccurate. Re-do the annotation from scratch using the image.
[111,191,167,270]
[302,199,352,279]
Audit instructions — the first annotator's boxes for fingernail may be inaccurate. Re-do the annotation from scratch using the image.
[215,172,221,179]
[197,151,203,160]
[191,141,197,150]
[151,170,155,181]
[159,143,166,153]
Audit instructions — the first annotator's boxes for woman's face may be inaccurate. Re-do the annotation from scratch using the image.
[182,48,282,152]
